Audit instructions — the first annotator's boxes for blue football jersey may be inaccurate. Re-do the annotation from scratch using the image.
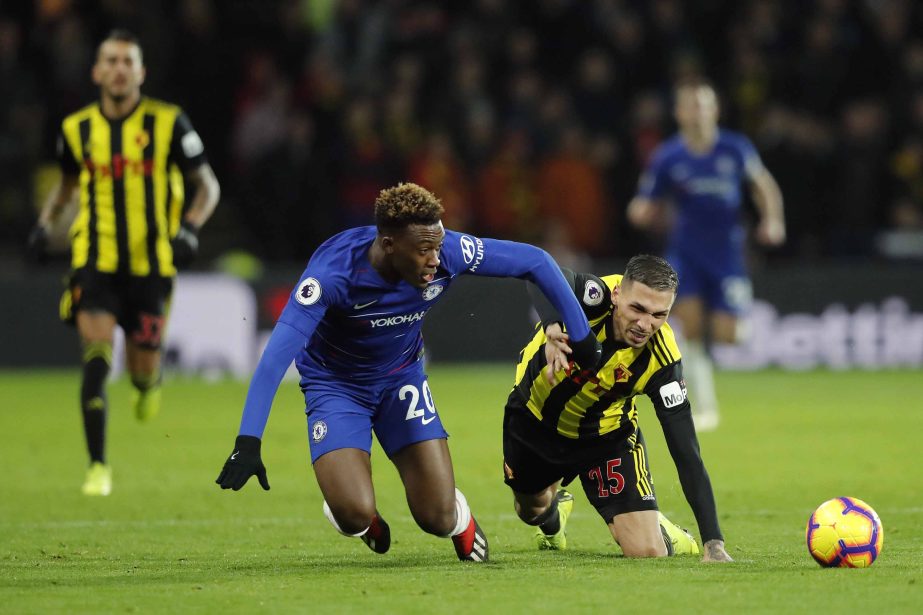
[236,225,594,438]
[279,226,493,380]
[637,129,764,257]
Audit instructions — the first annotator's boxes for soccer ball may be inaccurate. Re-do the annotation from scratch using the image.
[806,497,883,568]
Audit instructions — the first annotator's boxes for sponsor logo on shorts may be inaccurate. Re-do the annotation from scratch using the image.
[583,280,604,306]
[295,277,321,306]
[659,380,687,408]
[311,420,328,442]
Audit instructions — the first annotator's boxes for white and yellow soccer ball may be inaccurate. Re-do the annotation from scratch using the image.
[806,497,883,568]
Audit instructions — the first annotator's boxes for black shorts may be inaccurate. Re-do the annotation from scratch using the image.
[503,399,659,523]
[61,269,174,350]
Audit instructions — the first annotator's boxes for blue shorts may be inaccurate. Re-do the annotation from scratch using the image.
[667,249,752,315]
[302,366,448,463]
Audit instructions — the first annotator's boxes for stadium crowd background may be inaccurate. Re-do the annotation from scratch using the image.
[2,0,922,267]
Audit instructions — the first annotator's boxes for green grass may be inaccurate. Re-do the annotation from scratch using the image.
[1,366,922,614]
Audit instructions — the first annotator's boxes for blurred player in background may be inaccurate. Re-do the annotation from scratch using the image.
[627,77,784,431]
[215,182,602,563]
[27,30,221,496]
[505,255,732,561]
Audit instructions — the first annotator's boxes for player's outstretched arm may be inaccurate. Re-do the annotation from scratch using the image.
[470,239,600,369]
[702,539,733,562]
[216,319,307,492]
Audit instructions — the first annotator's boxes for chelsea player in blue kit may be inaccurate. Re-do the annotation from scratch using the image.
[628,78,785,431]
[216,183,602,562]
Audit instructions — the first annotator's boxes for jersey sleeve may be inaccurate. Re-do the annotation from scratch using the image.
[237,319,307,438]
[168,112,208,172]
[56,127,80,176]
[528,268,611,330]
[443,232,591,341]
[644,362,723,542]
[736,134,765,181]
[635,146,670,200]
[237,263,344,438]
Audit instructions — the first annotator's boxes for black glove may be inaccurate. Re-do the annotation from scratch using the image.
[215,435,270,491]
[171,220,199,268]
[26,225,49,264]
[569,330,603,372]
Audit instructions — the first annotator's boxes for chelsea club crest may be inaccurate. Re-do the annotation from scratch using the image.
[422,284,444,301]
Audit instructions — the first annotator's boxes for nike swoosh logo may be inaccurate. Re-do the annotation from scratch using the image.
[230,451,239,460]
[421,415,436,425]
[353,300,378,310]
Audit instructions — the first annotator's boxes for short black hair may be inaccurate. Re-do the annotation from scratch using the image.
[97,28,143,62]
[623,254,678,292]
[374,183,444,231]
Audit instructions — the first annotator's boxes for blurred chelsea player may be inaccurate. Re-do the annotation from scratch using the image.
[628,77,785,432]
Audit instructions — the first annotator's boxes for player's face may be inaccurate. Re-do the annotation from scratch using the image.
[611,279,675,348]
[385,222,445,288]
[92,40,145,102]
[675,85,718,133]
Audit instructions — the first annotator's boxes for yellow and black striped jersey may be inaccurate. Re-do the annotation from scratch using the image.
[58,97,208,277]
[514,273,689,440]
[511,267,723,543]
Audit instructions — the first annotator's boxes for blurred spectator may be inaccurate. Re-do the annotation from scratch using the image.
[536,124,610,255]
[333,97,403,229]
[474,128,539,242]
[408,131,472,231]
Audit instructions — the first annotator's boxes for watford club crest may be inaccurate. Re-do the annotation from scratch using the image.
[614,364,632,383]
[135,130,150,149]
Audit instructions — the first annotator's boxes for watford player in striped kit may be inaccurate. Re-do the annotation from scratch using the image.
[503,255,733,561]
[28,30,220,496]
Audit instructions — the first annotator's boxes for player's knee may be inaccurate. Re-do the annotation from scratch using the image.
[515,502,550,525]
[622,544,668,558]
[326,500,377,535]
[621,540,668,558]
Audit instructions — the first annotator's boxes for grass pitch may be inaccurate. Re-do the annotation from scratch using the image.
[1,366,922,614]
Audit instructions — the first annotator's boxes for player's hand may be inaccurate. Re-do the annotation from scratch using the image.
[755,218,785,246]
[543,323,571,384]
[215,435,270,491]
[702,539,733,562]
[171,220,200,268]
[627,198,657,230]
[26,225,49,264]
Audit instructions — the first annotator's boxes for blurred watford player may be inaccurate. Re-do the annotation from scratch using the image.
[503,255,732,562]
[27,30,220,496]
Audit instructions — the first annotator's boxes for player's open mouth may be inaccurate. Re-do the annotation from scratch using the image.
[422,272,435,283]
[627,329,647,344]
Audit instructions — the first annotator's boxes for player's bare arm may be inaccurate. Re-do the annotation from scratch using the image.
[182,163,221,228]
[750,169,785,246]
[702,538,733,562]
[27,174,79,261]
[37,174,79,229]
